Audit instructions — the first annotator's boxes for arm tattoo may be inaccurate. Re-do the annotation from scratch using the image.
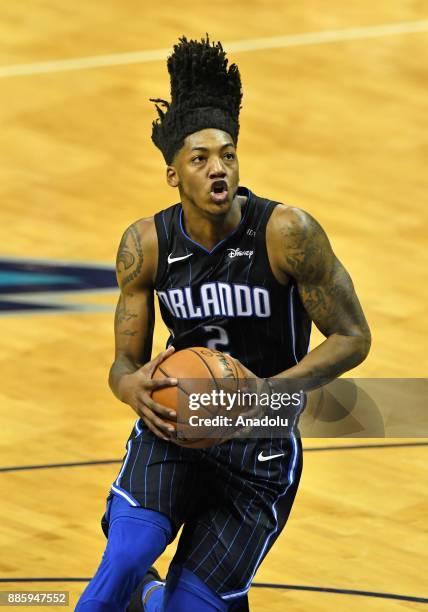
[117,225,144,286]
[116,232,135,271]
[299,263,367,337]
[116,294,138,325]
[114,293,155,362]
[284,214,326,283]
[140,293,155,363]
[284,212,370,338]
[115,294,138,325]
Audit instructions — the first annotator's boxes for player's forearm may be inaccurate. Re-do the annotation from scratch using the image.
[109,353,140,401]
[271,332,371,391]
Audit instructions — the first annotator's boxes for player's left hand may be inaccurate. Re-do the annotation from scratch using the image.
[234,359,265,395]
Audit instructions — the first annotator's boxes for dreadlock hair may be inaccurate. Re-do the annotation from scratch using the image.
[150,35,242,164]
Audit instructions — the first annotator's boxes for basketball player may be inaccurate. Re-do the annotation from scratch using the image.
[76,36,371,611]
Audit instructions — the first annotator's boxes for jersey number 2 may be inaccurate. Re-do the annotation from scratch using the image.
[203,325,230,353]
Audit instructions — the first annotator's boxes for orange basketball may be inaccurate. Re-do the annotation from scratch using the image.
[152,347,244,448]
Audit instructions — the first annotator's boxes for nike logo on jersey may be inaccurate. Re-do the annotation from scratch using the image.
[168,253,193,264]
[257,452,284,462]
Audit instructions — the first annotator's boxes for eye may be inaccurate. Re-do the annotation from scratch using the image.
[224,152,235,161]
[191,155,205,164]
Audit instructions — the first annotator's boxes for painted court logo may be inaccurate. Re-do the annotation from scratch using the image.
[0,258,117,315]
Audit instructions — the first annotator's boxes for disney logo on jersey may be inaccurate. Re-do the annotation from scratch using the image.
[227,248,254,259]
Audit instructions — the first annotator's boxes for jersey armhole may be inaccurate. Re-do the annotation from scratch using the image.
[153,209,170,289]
[258,200,285,286]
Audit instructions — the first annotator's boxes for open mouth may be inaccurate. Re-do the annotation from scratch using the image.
[210,180,229,203]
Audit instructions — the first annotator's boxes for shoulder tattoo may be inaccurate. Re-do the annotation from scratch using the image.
[116,224,144,286]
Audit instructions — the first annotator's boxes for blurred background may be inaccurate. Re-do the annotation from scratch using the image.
[1,2,427,609]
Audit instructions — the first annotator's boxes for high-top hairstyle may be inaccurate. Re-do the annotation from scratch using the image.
[151,35,242,164]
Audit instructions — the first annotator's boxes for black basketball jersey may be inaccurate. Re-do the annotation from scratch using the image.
[153,186,311,378]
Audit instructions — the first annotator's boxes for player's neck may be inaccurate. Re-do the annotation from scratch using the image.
[182,195,247,251]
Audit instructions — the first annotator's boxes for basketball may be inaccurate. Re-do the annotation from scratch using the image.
[152,347,244,448]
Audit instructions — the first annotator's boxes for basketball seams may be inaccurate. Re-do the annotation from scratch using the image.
[228,354,240,393]
[152,348,241,448]
[158,365,190,397]
[157,365,207,446]
[188,348,221,394]
[189,347,240,394]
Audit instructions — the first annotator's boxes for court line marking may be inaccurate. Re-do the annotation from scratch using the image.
[251,583,428,604]
[0,578,90,582]
[0,459,121,473]
[1,19,428,79]
[0,442,426,473]
[304,441,428,452]
[0,578,426,603]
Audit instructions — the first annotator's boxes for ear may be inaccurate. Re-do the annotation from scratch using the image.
[166,166,179,188]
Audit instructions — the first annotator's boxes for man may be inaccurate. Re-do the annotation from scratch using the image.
[76,36,370,611]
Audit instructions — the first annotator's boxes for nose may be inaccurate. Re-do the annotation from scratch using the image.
[208,157,226,178]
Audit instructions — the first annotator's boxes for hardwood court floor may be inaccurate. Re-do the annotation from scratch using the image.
[0,1,427,610]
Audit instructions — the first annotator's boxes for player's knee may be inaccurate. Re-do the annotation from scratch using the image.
[106,517,169,577]
[164,565,248,611]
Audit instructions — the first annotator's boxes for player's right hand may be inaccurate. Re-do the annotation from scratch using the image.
[118,346,178,441]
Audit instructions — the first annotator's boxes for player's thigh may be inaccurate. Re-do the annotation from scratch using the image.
[172,458,302,598]
[112,422,208,538]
